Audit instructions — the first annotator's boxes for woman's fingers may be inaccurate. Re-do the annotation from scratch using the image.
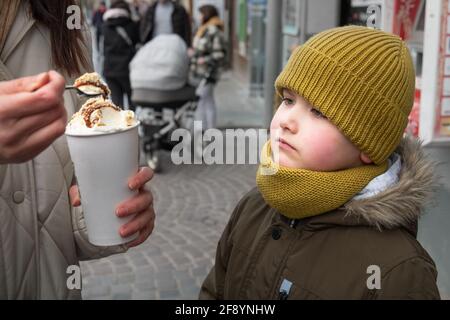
[69,185,81,207]
[116,190,153,217]
[0,71,68,164]
[128,167,153,190]
[0,103,66,163]
[117,169,155,247]
[126,223,155,248]
[13,103,66,143]
[120,206,155,238]
[0,71,65,119]
[14,111,67,161]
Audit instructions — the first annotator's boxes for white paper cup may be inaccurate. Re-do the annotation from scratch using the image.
[66,123,140,246]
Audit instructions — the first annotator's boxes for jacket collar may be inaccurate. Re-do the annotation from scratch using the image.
[353,152,402,200]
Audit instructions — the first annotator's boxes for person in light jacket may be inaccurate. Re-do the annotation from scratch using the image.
[189,5,226,158]
[0,0,155,299]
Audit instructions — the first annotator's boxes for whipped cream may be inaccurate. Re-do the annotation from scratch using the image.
[66,97,138,135]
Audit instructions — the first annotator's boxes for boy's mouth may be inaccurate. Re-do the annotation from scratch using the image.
[277,138,296,151]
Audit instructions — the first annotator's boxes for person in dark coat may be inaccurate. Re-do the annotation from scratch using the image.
[102,0,139,109]
[200,26,441,300]
[92,1,107,51]
[140,0,191,46]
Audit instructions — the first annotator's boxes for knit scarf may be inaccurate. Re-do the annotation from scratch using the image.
[0,0,21,55]
[194,16,223,39]
[256,141,388,220]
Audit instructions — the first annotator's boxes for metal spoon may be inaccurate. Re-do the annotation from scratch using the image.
[65,85,103,98]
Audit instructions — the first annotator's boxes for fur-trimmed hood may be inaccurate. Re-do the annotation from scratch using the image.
[103,8,130,22]
[308,136,439,235]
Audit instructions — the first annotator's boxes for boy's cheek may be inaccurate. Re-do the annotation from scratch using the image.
[300,128,342,169]
[303,143,329,168]
[307,133,360,170]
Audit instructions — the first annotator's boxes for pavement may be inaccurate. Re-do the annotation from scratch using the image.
[80,64,265,299]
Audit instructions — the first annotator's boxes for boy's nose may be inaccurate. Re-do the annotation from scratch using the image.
[279,114,298,133]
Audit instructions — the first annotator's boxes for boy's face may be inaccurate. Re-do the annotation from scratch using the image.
[270,89,371,171]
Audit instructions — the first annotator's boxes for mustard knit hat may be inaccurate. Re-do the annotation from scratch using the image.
[275,26,415,165]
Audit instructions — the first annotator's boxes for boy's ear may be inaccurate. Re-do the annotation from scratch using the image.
[360,153,373,164]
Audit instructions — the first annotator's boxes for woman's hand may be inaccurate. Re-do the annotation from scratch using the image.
[69,167,156,248]
[0,71,67,164]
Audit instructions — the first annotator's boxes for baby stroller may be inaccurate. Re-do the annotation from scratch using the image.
[132,86,200,172]
[130,35,205,171]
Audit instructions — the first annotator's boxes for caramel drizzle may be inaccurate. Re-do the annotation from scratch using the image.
[81,100,120,128]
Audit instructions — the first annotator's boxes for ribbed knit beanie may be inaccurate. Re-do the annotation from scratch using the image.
[275,26,415,165]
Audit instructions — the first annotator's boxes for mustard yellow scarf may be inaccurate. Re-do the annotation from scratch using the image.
[256,141,388,220]
[195,16,223,39]
[0,0,21,55]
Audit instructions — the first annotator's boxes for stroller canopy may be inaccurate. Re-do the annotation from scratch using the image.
[130,34,189,91]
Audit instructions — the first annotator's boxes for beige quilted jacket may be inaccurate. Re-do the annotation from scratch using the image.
[0,3,126,299]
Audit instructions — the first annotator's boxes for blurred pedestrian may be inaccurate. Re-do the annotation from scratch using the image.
[92,1,107,51]
[140,0,191,46]
[189,4,226,132]
[0,0,155,299]
[130,0,150,22]
[103,0,140,109]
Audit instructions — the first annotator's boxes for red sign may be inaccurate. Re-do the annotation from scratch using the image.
[393,0,422,40]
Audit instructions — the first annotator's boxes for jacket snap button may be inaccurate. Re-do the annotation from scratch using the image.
[13,191,25,204]
[272,227,282,240]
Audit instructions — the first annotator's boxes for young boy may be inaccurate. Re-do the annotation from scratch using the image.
[199,26,440,300]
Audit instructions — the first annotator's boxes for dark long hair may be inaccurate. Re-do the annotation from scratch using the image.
[29,0,90,77]
[199,5,219,25]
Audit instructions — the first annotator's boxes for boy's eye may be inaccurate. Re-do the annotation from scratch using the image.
[282,97,294,106]
[310,108,327,119]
